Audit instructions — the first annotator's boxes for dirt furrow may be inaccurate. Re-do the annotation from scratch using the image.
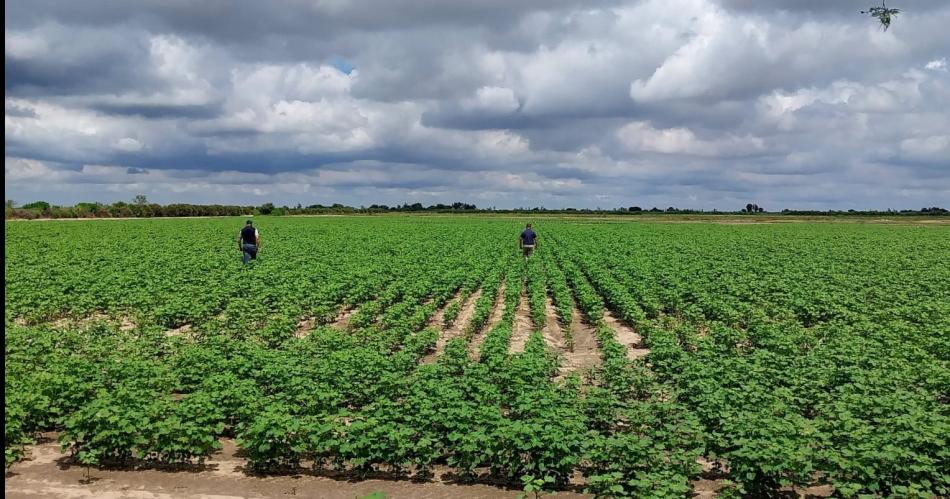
[559,305,601,376]
[541,296,565,351]
[507,293,534,354]
[603,309,648,360]
[165,323,192,338]
[5,438,589,499]
[421,289,482,364]
[330,306,353,330]
[295,317,316,338]
[427,289,463,328]
[469,281,506,360]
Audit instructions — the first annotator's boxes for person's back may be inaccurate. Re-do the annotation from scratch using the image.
[240,225,257,245]
[238,220,260,264]
[520,224,537,258]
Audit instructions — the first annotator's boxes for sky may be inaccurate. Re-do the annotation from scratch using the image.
[5,0,949,210]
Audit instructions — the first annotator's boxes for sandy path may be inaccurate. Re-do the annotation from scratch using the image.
[296,304,354,338]
[330,306,353,330]
[5,437,589,499]
[469,281,505,360]
[421,289,482,364]
[507,293,534,354]
[427,290,463,329]
[165,324,193,338]
[602,310,648,360]
[295,317,316,338]
[541,296,565,352]
[558,305,601,377]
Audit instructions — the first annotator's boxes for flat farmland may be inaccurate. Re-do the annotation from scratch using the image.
[5,216,949,498]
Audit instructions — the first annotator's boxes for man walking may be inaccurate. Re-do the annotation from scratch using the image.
[238,220,261,264]
[520,223,537,259]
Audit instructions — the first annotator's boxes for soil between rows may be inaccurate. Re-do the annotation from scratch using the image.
[602,310,648,361]
[4,437,588,499]
[5,437,831,498]
[507,293,533,354]
[469,282,506,360]
[421,289,482,364]
[560,306,601,377]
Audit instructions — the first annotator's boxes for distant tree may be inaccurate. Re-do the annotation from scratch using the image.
[757,206,765,213]
[133,194,148,205]
[650,207,662,212]
[629,206,642,212]
[666,206,677,212]
[22,201,51,212]
[5,199,14,209]
[259,203,275,215]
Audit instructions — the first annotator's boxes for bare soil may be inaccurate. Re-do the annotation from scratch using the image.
[559,306,601,377]
[540,296,565,351]
[507,293,533,354]
[330,306,353,330]
[421,289,482,364]
[5,437,589,499]
[469,282,506,360]
[295,317,316,338]
[165,323,193,338]
[6,428,834,499]
[602,310,648,361]
[426,290,463,329]
[47,313,108,329]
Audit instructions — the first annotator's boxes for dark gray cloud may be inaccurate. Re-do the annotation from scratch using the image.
[5,0,950,210]
[715,0,949,15]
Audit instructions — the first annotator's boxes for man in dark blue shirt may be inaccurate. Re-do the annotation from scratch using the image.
[237,220,261,264]
[520,223,537,259]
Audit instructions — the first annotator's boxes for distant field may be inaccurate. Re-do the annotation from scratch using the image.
[5,216,949,498]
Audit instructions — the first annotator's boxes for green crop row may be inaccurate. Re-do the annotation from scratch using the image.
[5,216,948,497]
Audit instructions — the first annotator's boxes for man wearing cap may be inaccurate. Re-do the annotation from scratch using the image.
[238,220,261,264]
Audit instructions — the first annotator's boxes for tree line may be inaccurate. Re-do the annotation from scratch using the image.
[4,198,947,219]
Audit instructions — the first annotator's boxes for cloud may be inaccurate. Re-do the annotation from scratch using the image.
[926,58,947,72]
[616,121,766,157]
[5,0,950,209]
[461,86,520,114]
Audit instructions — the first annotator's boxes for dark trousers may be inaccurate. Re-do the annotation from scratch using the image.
[242,243,258,264]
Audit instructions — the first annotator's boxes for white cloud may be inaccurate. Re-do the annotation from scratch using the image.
[4,0,950,209]
[925,58,947,72]
[114,138,144,152]
[461,86,519,113]
[900,135,950,159]
[617,121,765,157]
[5,30,49,59]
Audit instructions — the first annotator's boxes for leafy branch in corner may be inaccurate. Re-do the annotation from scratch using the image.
[861,0,900,31]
